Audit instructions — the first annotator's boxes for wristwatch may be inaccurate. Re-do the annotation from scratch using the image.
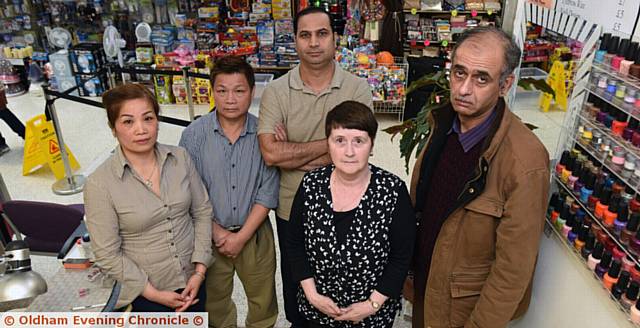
[368,298,381,311]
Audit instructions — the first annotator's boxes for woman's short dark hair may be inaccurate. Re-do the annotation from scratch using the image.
[325,101,378,140]
[102,83,159,129]
[210,56,255,89]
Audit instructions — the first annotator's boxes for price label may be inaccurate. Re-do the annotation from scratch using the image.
[424,40,430,46]
[451,10,458,17]
[488,9,493,15]
[442,40,449,47]
[411,8,417,15]
[410,40,417,46]
[471,10,478,17]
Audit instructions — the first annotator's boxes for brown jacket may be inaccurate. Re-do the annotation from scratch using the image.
[409,98,550,328]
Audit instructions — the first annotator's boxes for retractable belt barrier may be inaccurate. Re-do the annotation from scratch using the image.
[41,64,209,195]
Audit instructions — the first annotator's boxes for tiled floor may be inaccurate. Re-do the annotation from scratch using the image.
[0,86,565,327]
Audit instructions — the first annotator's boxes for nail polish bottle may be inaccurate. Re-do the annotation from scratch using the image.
[631,50,640,79]
[631,300,640,324]
[632,264,640,283]
[623,154,637,179]
[614,200,629,236]
[623,255,637,273]
[617,270,631,291]
[568,163,582,190]
[595,33,611,63]
[613,246,626,261]
[635,159,640,181]
[597,105,608,123]
[557,205,570,231]
[597,73,608,88]
[580,126,593,146]
[612,111,629,136]
[604,260,622,290]
[603,196,619,228]
[631,194,640,213]
[604,36,621,67]
[561,153,575,184]
[599,139,612,161]
[597,74,608,89]
[568,220,581,244]
[556,150,570,176]
[580,172,595,203]
[573,225,587,251]
[625,89,638,106]
[581,233,597,260]
[621,42,639,75]
[596,251,613,278]
[588,181,603,211]
[562,213,575,239]
[595,187,612,219]
[606,236,617,253]
[605,108,616,129]
[588,242,605,270]
[612,180,625,195]
[622,281,639,310]
[630,229,640,256]
[621,186,634,203]
[612,39,630,71]
[623,119,638,141]
[611,147,626,169]
[622,213,640,245]
[606,80,618,95]
[633,128,640,147]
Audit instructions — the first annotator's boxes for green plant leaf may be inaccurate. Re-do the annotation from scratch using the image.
[518,78,556,99]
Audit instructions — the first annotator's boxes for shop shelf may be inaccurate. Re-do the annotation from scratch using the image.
[543,212,637,325]
[592,63,640,92]
[576,111,640,159]
[402,9,500,14]
[553,175,639,267]
[568,131,640,195]
[587,82,640,125]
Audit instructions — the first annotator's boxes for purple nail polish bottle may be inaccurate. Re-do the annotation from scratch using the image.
[596,251,613,278]
[615,201,630,236]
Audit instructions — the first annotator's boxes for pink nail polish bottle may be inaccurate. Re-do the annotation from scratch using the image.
[620,42,639,75]
[612,39,631,71]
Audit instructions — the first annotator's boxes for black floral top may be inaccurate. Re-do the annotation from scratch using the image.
[287,164,416,327]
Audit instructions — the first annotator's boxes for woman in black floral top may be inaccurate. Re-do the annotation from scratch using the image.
[287,101,416,327]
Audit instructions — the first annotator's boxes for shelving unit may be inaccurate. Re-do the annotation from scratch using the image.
[402,3,503,58]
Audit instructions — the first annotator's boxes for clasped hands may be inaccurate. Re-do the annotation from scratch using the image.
[213,225,248,259]
[143,270,205,312]
[307,292,378,324]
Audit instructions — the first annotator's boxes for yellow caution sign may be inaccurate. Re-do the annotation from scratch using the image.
[539,61,568,112]
[23,114,80,179]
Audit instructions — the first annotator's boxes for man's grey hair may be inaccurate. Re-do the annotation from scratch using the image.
[450,26,522,86]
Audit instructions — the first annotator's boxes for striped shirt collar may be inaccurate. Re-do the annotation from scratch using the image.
[448,106,497,153]
[210,109,255,137]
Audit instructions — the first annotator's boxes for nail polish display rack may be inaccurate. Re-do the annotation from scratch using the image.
[547,61,640,325]
[550,174,640,325]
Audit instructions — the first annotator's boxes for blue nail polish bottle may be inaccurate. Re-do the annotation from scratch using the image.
[595,33,612,64]
[580,172,595,203]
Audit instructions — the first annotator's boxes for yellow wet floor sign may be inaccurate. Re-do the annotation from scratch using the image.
[23,114,79,179]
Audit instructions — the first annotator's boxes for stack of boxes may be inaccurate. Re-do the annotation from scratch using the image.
[70,43,108,97]
[49,50,77,95]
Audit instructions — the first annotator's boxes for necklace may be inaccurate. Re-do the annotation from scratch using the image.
[331,170,371,211]
[144,159,157,188]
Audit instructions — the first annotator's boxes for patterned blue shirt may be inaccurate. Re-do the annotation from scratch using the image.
[179,111,279,228]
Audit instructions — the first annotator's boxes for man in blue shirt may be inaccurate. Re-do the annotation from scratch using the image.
[179,56,279,328]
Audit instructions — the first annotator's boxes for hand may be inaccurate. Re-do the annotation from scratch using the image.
[307,292,343,318]
[217,232,247,258]
[175,274,204,312]
[274,123,288,142]
[335,301,376,323]
[212,223,231,247]
[403,275,415,303]
[152,290,187,309]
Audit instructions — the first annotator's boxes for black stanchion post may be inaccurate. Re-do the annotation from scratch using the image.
[183,67,195,122]
[42,83,86,195]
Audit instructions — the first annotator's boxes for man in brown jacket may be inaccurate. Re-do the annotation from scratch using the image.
[406,26,550,328]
